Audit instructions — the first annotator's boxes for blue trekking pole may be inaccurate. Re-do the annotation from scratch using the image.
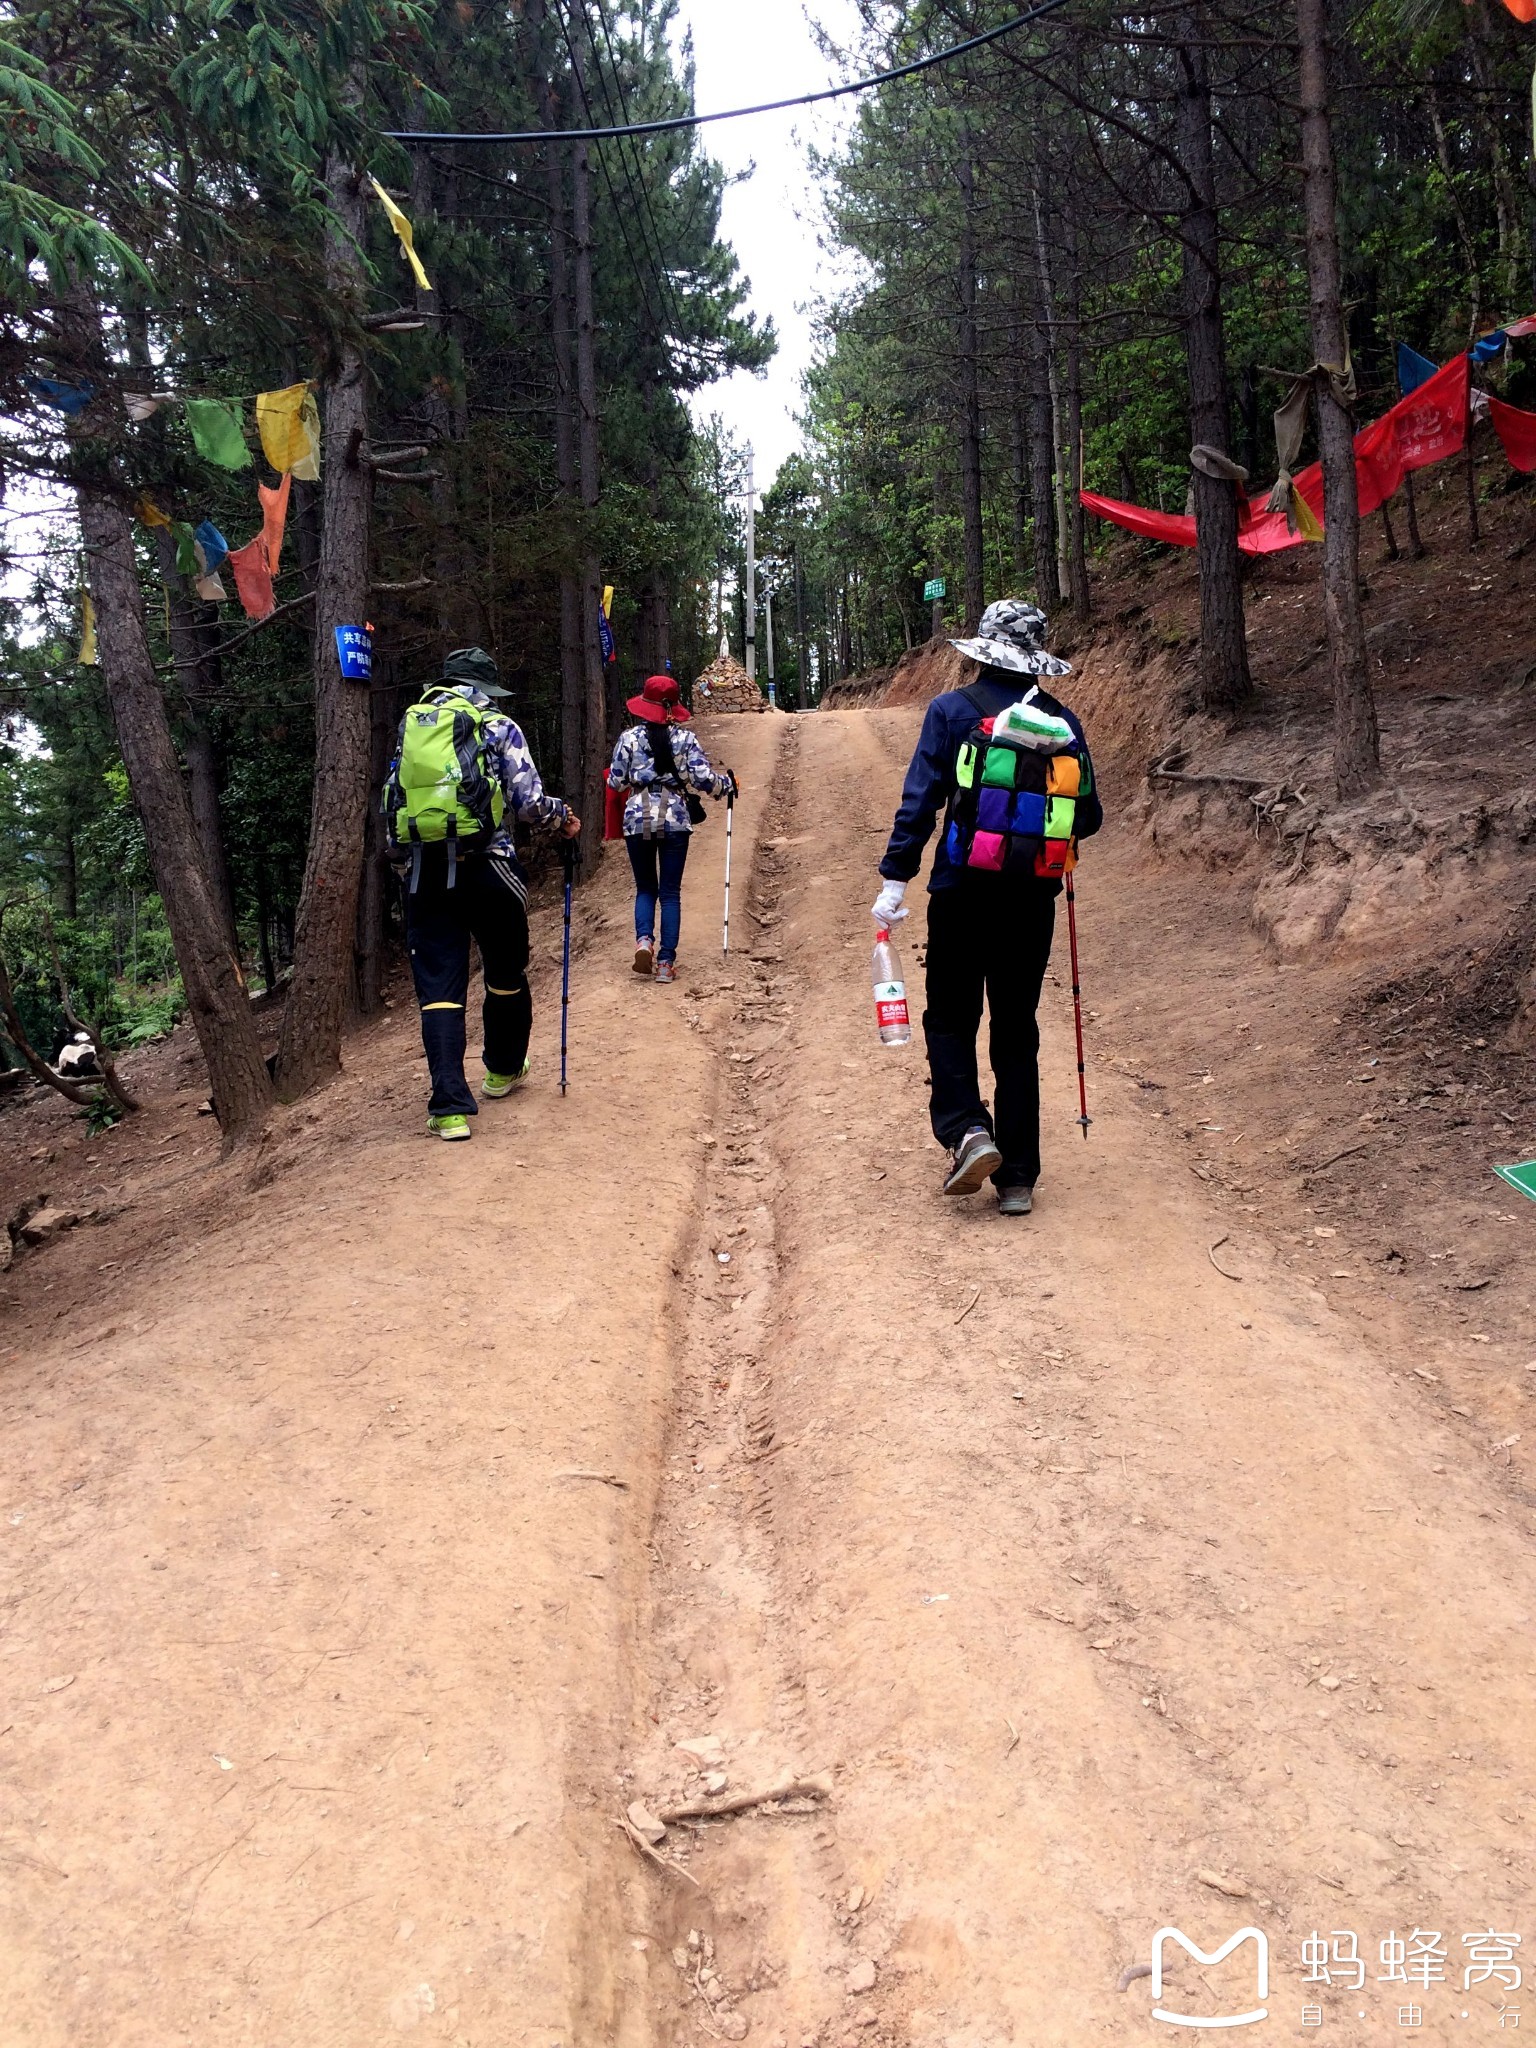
[560,839,575,1095]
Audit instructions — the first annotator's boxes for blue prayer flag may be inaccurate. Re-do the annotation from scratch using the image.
[1396,343,1439,396]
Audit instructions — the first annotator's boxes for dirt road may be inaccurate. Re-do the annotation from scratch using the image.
[3,706,1533,2046]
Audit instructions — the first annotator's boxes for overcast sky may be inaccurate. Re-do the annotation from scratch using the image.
[670,0,866,491]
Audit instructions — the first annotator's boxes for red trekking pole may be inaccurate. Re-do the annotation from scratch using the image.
[1064,869,1091,1139]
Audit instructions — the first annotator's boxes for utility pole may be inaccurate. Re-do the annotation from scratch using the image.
[793,543,808,708]
[744,446,756,684]
[765,583,776,708]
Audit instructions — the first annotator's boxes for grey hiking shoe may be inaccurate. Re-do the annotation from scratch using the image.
[942,1126,1003,1197]
[997,1185,1034,1217]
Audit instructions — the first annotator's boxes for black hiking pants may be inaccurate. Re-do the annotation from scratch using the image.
[923,881,1056,1190]
[404,849,532,1117]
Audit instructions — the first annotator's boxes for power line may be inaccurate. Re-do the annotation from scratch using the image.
[383,0,1075,145]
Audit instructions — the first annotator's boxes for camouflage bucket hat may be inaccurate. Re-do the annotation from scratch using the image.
[951,598,1071,678]
[441,646,511,698]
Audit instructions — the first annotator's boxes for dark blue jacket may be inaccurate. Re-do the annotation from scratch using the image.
[879,675,1103,892]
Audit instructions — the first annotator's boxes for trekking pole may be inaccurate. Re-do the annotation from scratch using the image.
[722,788,735,956]
[560,838,575,1096]
[1064,868,1091,1139]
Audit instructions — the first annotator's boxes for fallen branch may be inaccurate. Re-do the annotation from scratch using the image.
[1306,1141,1369,1174]
[614,1816,701,1887]
[1117,1961,1154,1993]
[954,1285,982,1325]
[554,1468,628,1489]
[657,1772,833,1824]
[1207,1235,1243,1281]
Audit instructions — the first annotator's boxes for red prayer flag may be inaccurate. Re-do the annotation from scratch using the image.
[1079,492,1196,549]
[229,535,275,620]
[1493,0,1536,23]
[1490,394,1536,471]
[1391,353,1468,472]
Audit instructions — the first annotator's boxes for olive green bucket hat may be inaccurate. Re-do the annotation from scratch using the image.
[441,646,511,698]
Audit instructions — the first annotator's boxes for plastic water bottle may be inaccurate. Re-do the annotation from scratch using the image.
[872,929,912,1047]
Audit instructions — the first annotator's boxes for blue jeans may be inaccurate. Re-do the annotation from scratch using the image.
[626,832,690,962]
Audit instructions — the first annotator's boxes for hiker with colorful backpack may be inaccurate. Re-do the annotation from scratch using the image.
[607,674,736,985]
[383,647,580,1141]
[871,600,1102,1215]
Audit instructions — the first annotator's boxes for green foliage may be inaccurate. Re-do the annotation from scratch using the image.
[786,0,1536,671]
[0,0,772,1052]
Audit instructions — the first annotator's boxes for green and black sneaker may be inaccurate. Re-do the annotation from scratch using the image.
[427,1113,473,1142]
[482,1059,530,1099]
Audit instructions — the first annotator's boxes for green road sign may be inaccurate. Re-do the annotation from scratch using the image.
[1494,1160,1536,1202]
[923,577,947,602]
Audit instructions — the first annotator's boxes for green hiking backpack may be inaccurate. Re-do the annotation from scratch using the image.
[383,687,505,888]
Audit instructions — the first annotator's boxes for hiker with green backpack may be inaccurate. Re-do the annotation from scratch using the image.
[871,600,1103,1215]
[383,647,580,1141]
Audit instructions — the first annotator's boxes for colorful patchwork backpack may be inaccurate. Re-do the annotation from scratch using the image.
[942,684,1091,880]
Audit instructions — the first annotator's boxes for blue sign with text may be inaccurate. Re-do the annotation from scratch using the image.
[335,624,372,681]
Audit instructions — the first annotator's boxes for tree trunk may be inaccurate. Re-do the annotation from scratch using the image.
[1062,212,1091,623]
[531,5,585,819]
[571,112,607,853]
[79,493,273,1141]
[1020,245,1060,609]
[1010,356,1028,584]
[275,106,377,1094]
[1030,177,1072,602]
[1297,0,1379,798]
[957,151,985,633]
[151,528,240,946]
[409,138,470,645]
[1177,3,1251,709]
[355,640,397,1017]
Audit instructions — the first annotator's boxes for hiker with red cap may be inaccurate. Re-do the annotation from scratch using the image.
[607,675,736,984]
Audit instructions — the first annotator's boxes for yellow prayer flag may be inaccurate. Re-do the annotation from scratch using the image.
[601,585,614,619]
[256,383,309,473]
[292,388,321,481]
[1293,486,1324,544]
[78,593,97,665]
[368,175,432,293]
[134,495,173,530]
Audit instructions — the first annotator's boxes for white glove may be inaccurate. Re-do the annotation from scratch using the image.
[871,879,909,926]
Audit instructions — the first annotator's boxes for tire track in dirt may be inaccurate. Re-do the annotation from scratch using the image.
[609,705,1536,2047]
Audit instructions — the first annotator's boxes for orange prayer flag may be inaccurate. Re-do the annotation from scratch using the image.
[258,471,291,576]
[1501,0,1536,22]
[228,536,275,620]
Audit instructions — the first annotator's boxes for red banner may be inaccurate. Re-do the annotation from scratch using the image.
[1085,353,1470,554]
[1490,394,1536,472]
[1079,492,1196,549]
[1392,354,1468,474]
